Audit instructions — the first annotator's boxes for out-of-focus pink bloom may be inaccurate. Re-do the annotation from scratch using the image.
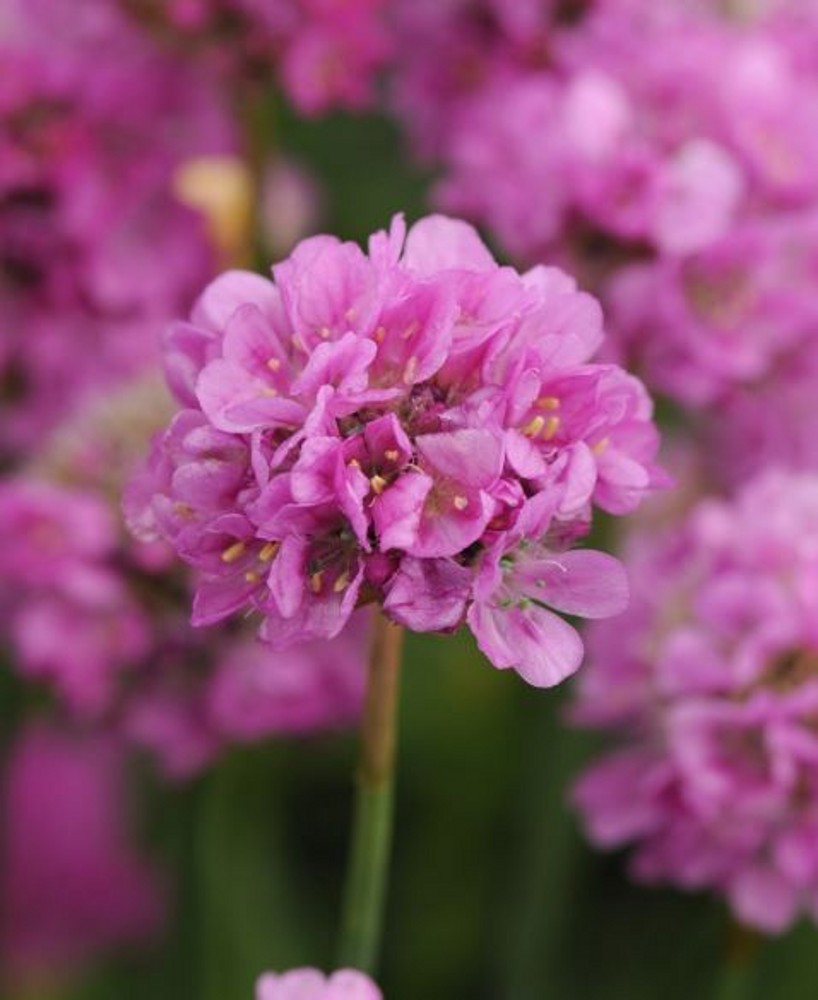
[0,3,232,460]
[572,470,818,933]
[256,968,382,1000]
[391,0,818,416]
[116,0,392,116]
[130,214,664,687]
[0,724,164,987]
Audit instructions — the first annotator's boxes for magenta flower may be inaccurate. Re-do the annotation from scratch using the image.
[130,215,664,687]
[256,968,381,1000]
[572,470,818,933]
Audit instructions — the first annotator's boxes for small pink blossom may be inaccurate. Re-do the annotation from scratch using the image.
[256,968,381,1000]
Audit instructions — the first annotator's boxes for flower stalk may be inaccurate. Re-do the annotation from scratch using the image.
[337,612,404,974]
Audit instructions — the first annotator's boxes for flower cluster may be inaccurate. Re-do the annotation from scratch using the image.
[119,0,392,116]
[572,471,818,933]
[130,214,664,688]
[256,968,381,999]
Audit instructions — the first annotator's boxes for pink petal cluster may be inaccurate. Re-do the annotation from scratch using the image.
[391,0,818,410]
[0,1,233,460]
[572,470,818,933]
[256,968,381,1000]
[118,0,392,116]
[129,214,665,688]
[0,724,164,986]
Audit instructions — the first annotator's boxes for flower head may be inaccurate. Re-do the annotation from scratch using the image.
[131,214,664,687]
[572,470,818,932]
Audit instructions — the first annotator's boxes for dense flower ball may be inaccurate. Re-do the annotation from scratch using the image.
[256,968,381,1000]
[129,215,665,688]
[572,470,818,932]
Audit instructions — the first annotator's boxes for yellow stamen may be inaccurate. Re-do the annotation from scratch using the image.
[259,541,279,563]
[403,356,419,384]
[309,571,324,594]
[267,357,281,372]
[333,571,350,593]
[543,416,561,441]
[402,320,420,340]
[374,326,386,343]
[244,570,261,584]
[522,415,546,437]
[453,495,468,511]
[173,501,195,519]
[384,449,399,462]
[319,326,331,339]
[593,437,610,456]
[348,458,362,469]
[221,541,246,564]
[537,395,560,410]
[260,386,278,397]
[370,474,387,495]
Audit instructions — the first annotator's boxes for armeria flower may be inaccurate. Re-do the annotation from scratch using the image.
[0,724,164,985]
[256,968,381,1000]
[572,470,818,933]
[129,215,665,687]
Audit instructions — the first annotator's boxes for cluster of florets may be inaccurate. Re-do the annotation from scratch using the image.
[391,0,818,419]
[0,1,233,459]
[119,0,392,116]
[129,215,665,688]
[572,470,818,933]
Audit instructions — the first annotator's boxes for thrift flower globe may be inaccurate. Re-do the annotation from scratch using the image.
[256,968,381,999]
[573,471,818,933]
[129,215,665,688]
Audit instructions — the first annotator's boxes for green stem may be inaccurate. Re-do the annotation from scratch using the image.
[714,922,760,1000]
[336,612,404,974]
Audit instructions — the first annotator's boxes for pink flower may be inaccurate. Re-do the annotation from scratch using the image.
[572,470,818,933]
[131,214,663,687]
[256,968,381,1000]
[0,724,164,985]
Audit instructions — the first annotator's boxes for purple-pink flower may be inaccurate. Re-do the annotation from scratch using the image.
[130,214,664,687]
[256,968,381,1000]
[572,470,818,933]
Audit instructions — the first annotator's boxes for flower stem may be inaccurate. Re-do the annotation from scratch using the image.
[714,921,760,1000]
[337,612,404,974]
